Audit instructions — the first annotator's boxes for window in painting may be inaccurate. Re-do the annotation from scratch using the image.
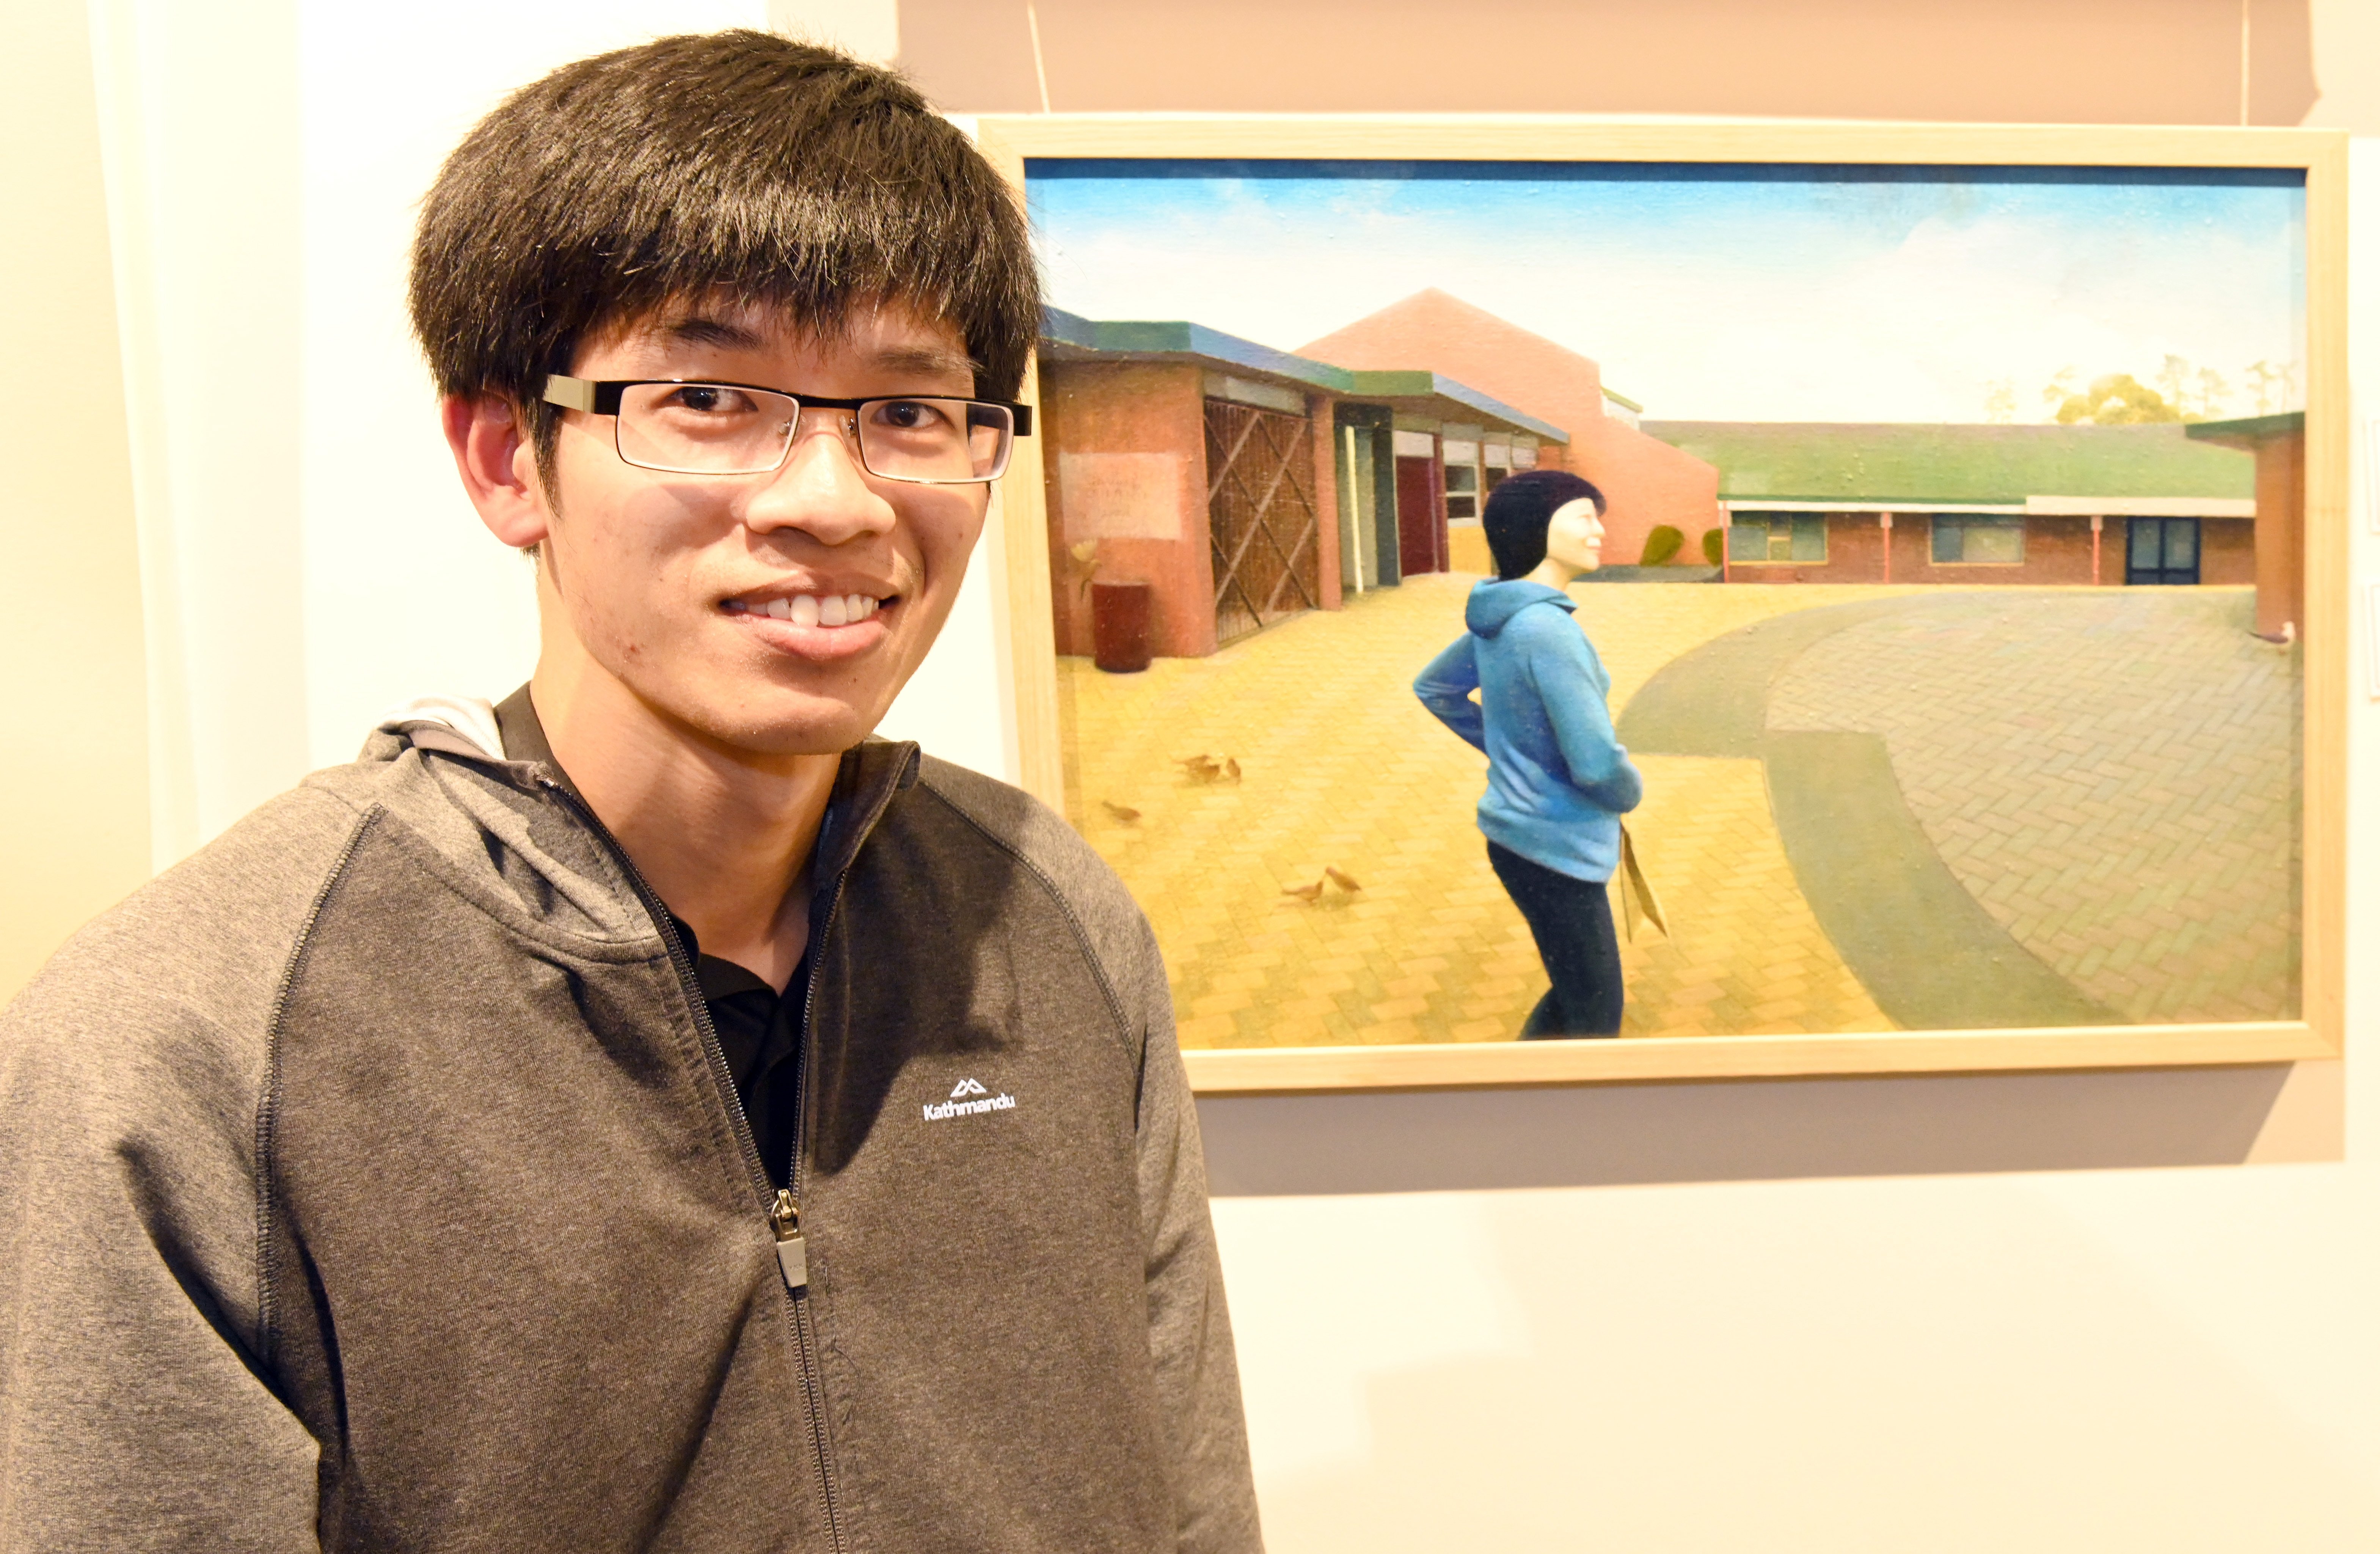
[1726,512,1827,563]
[1444,460,1479,521]
[1932,515,2026,564]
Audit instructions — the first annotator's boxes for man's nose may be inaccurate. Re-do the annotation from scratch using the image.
[745,412,897,544]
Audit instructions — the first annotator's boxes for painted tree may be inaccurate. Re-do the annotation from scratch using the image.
[2195,366,2232,420]
[2247,360,2282,415]
[2052,373,2182,426]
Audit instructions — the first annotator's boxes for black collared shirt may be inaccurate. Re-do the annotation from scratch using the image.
[675,916,809,1189]
[495,686,813,1188]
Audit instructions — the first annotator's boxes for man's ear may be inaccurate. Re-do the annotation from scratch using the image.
[442,393,551,548]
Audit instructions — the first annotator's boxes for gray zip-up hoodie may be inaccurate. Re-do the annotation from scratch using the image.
[0,711,1261,1552]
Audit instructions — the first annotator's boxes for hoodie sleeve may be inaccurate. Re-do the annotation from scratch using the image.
[1528,625,1644,815]
[1412,635,1487,752]
[948,765,1264,1552]
[0,790,358,1552]
[1128,913,1266,1554]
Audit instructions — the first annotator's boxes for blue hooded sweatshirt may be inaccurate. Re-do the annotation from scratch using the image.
[1413,578,1643,882]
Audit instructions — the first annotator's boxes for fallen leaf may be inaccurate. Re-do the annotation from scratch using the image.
[1225,757,1242,783]
[1101,800,1141,823]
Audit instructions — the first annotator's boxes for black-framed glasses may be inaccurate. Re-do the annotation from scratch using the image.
[541,375,1032,484]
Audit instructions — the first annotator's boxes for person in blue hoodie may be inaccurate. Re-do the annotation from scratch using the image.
[1414,468,1644,1039]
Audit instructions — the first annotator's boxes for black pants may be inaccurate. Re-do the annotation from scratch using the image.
[1487,841,1623,1039]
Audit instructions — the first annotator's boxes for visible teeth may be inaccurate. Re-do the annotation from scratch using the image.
[735,592,882,626]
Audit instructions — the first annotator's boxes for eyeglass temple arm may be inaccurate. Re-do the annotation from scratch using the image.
[541,375,606,413]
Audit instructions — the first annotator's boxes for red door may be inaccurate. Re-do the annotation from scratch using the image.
[1395,456,1443,577]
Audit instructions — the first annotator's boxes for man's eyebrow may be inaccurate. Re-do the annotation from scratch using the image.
[868,344,981,383]
[644,319,977,385]
[658,314,770,351]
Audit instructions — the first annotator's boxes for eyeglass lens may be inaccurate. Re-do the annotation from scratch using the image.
[614,383,1011,482]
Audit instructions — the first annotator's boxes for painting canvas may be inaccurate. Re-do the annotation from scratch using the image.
[973,121,2344,1089]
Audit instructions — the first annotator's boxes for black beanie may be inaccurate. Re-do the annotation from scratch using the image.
[1482,469,1604,580]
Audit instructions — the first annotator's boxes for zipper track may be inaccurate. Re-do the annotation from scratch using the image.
[789,864,851,1554]
[535,777,846,1551]
[781,756,908,1552]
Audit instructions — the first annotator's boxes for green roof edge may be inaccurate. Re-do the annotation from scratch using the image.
[1040,307,1568,444]
[2185,411,2306,442]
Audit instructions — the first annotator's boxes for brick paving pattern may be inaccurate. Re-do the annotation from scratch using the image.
[1059,578,2299,1045]
[1767,587,2301,1024]
[1059,577,1908,1046]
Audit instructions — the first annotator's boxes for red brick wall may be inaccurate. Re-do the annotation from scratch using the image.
[1725,514,2122,586]
[1038,358,1216,658]
[1298,289,1609,454]
[1570,416,1724,568]
[1040,359,1346,658]
[1309,393,1343,611]
[2252,432,2305,636]
[1294,288,1719,569]
[2201,515,2256,586]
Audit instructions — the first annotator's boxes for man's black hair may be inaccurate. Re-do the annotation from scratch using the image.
[1483,468,1607,579]
[408,30,1038,475]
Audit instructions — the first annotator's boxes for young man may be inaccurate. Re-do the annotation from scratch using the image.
[0,31,1261,1553]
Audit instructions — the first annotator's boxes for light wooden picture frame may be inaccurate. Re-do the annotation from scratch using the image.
[969,116,2346,1096]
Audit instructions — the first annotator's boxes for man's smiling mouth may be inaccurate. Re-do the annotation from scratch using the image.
[722,591,889,628]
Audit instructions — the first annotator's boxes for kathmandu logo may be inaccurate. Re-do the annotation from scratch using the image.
[924,1077,1016,1122]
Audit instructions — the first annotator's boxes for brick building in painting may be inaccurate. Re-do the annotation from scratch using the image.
[1038,292,2298,666]
[1643,420,2267,597]
[2185,412,2305,638]
[1037,307,1565,659]
[1299,288,1720,573]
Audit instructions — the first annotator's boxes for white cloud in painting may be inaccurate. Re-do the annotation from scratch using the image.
[1030,173,2305,424]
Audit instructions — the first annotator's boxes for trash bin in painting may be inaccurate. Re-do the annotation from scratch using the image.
[1090,580,1152,673]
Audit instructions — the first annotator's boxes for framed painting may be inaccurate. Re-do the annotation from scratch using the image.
[968,116,2346,1094]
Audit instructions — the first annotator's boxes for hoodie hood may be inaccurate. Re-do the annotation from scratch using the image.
[1464,578,1576,638]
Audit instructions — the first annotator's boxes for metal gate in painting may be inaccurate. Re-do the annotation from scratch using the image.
[1204,399,1320,644]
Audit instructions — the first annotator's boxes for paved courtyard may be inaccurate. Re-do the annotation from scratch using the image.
[1056,576,2300,1047]
[1767,588,2300,1024]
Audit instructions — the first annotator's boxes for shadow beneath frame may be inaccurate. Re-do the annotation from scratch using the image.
[1196,1063,2333,1196]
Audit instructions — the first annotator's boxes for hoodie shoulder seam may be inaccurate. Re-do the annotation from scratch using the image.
[252,801,387,1372]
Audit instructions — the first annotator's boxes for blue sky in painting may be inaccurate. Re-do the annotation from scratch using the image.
[1027,163,2306,424]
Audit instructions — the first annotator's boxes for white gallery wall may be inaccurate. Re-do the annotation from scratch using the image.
[41,0,2380,1547]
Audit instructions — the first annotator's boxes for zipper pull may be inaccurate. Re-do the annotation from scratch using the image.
[769,1188,809,1290]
